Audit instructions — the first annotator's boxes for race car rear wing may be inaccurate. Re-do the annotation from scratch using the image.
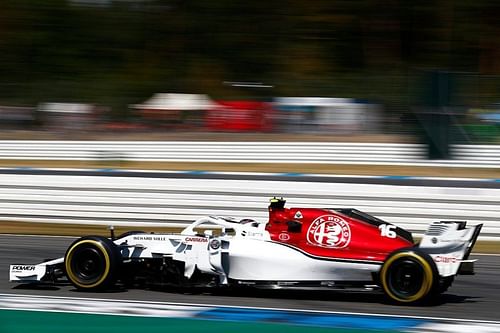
[418,221,482,277]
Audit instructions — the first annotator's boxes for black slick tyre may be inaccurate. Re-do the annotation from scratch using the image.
[64,236,121,290]
[380,249,437,304]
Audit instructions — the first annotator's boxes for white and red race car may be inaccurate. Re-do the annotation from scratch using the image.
[10,198,482,304]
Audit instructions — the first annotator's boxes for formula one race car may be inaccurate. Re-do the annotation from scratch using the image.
[10,198,482,304]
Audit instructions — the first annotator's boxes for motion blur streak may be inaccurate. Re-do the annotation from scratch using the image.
[0,171,498,238]
[0,1,500,147]
[2,294,500,333]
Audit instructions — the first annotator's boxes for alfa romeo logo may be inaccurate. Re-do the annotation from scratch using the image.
[307,215,351,248]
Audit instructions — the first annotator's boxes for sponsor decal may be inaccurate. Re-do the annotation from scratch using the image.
[435,255,457,263]
[307,215,351,248]
[185,237,208,243]
[132,236,166,241]
[294,211,303,219]
[209,239,221,250]
[278,233,290,241]
[11,265,36,271]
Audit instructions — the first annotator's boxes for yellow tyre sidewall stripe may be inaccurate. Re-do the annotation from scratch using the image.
[381,251,434,303]
[65,239,111,289]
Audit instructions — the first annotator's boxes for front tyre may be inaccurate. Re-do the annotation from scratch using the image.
[380,249,437,304]
[65,236,121,290]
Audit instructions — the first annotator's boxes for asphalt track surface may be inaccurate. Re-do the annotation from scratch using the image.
[1,234,499,322]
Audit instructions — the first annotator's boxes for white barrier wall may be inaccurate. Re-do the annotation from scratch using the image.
[0,141,496,167]
[0,173,498,240]
[0,141,425,163]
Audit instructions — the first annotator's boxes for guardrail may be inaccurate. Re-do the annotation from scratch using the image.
[0,141,496,167]
[0,172,498,240]
[0,141,425,163]
[452,144,500,164]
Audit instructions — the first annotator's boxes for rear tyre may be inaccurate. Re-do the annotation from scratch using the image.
[380,249,437,304]
[65,236,121,290]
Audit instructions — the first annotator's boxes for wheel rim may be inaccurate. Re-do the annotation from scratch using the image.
[381,251,434,303]
[387,258,425,298]
[70,247,106,284]
[66,239,112,289]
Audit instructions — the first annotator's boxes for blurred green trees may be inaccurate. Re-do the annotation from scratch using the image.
[1,0,500,118]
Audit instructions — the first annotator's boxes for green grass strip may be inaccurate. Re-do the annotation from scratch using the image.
[0,309,398,333]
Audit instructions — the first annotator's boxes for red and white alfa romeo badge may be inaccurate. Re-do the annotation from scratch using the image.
[307,215,351,248]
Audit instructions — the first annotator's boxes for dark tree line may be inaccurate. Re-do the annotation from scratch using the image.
[1,0,500,117]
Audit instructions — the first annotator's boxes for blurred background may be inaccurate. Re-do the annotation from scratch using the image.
[1,0,500,152]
